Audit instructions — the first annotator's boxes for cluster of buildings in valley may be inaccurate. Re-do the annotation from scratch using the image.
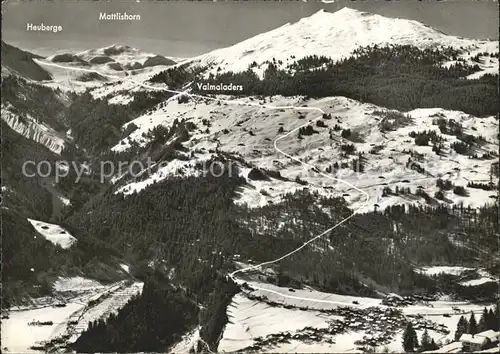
[243,286,499,353]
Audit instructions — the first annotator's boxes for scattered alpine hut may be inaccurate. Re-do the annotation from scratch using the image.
[459,330,500,352]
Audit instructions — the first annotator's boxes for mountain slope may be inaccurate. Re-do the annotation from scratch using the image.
[1,41,52,81]
[1,120,57,219]
[112,94,499,214]
[2,8,498,354]
[1,75,69,153]
[184,8,498,77]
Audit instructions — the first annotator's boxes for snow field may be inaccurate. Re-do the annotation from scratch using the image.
[219,293,338,352]
[220,282,495,353]
[1,302,85,353]
[168,326,201,354]
[27,219,77,249]
[1,277,143,353]
[416,266,498,287]
[242,280,383,311]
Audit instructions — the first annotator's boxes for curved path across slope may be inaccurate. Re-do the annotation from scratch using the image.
[38,60,370,305]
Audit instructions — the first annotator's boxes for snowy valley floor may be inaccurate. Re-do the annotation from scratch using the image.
[1,277,143,353]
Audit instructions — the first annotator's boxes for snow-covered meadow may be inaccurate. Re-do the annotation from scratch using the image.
[108,92,497,214]
[217,278,495,353]
[27,219,77,249]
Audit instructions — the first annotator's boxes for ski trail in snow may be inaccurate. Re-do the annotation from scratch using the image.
[39,61,370,307]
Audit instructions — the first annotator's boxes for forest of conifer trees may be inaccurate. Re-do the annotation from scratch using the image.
[188,45,498,117]
[2,32,498,354]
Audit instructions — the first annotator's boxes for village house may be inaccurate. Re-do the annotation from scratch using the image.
[459,330,500,352]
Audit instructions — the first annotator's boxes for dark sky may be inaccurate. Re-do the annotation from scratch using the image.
[2,0,499,58]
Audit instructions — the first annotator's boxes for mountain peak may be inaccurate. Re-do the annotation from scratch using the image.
[102,44,138,56]
[301,7,388,29]
[308,7,371,19]
[334,7,371,17]
[190,6,496,78]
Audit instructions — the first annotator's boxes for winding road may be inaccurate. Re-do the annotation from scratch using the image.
[39,60,370,305]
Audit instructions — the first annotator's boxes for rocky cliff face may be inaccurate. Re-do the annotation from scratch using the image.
[2,105,65,154]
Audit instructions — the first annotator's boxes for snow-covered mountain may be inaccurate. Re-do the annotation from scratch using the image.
[47,44,175,70]
[184,7,498,78]
[97,7,498,214]
[2,7,498,354]
[47,44,175,71]
[30,44,176,93]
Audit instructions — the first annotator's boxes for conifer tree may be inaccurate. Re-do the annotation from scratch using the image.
[403,323,419,352]
[421,329,432,351]
[478,307,488,332]
[489,307,499,331]
[486,309,494,330]
[468,312,478,335]
[455,315,468,341]
[430,338,438,351]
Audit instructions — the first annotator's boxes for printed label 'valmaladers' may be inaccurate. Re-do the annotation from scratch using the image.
[196,83,243,91]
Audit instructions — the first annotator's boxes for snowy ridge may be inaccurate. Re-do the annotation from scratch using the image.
[115,154,215,195]
[417,266,474,277]
[185,7,498,77]
[1,41,52,81]
[76,44,156,65]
